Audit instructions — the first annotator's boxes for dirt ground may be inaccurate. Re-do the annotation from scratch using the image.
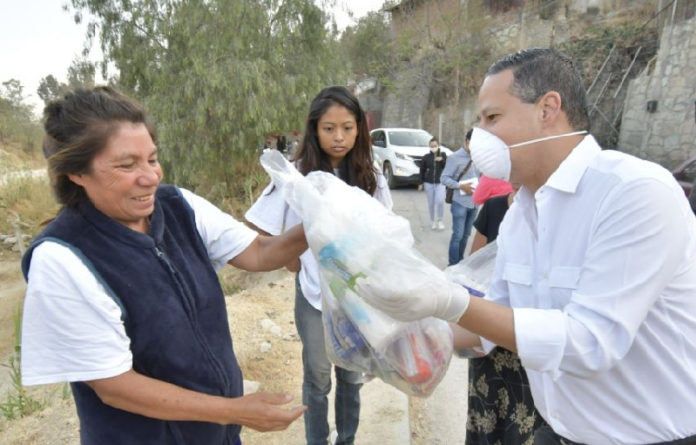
[0,184,466,444]
[0,255,305,444]
[0,255,410,444]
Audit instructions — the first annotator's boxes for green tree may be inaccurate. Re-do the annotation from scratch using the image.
[0,79,41,152]
[69,0,346,207]
[66,59,96,90]
[2,79,27,110]
[38,59,98,107]
[341,11,394,80]
[37,74,63,105]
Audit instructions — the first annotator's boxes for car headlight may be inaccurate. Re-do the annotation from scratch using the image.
[394,152,413,161]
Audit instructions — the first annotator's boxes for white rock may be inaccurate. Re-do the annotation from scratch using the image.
[243,380,261,394]
[269,325,282,337]
[259,318,277,331]
[259,341,272,353]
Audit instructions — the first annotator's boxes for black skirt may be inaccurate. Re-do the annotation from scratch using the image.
[466,347,546,445]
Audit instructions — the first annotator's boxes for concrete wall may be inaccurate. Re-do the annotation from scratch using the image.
[618,15,696,167]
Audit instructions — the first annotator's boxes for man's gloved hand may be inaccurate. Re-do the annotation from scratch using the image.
[355,276,470,323]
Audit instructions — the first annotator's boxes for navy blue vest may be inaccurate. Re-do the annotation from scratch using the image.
[22,186,243,444]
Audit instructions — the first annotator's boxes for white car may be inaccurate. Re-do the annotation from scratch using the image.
[370,128,452,188]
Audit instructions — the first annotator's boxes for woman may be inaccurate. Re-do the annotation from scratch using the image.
[246,86,392,445]
[419,137,447,230]
[461,183,546,445]
[21,86,307,445]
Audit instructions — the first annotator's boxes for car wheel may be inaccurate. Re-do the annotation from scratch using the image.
[383,162,396,189]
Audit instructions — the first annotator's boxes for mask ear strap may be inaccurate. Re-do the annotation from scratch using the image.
[509,130,588,148]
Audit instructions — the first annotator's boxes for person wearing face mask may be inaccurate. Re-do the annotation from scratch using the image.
[419,137,448,230]
[360,48,696,445]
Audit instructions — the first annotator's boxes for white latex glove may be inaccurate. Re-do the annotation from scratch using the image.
[356,276,470,322]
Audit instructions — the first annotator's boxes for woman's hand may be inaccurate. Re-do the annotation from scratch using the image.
[230,392,306,432]
[86,369,306,429]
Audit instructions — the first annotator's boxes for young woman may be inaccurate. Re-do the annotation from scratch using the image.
[246,86,392,445]
[420,137,447,230]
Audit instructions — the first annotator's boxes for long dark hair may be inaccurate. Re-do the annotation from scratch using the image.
[295,86,376,196]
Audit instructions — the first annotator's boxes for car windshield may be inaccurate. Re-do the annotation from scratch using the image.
[388,131,432,147]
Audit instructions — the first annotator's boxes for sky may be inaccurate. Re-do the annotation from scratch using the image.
[0,0,386,114]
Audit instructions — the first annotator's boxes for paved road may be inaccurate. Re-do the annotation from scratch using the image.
[390,186,471,445]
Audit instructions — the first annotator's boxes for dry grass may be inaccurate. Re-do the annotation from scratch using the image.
[0,141,56,239]
[0,177,58,238]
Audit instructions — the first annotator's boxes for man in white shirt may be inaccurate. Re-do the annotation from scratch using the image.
[362,48,696,444]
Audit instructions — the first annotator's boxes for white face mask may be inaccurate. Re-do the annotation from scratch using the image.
[429,145,439,153]
[469,127,588,181]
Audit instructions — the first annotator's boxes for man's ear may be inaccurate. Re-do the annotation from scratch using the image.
[67,173,85,187]
[538,91,562,127]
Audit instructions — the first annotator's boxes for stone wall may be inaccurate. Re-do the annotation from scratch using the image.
[381,60,434,129]
[618,15,696,167]
[376,0,690,149]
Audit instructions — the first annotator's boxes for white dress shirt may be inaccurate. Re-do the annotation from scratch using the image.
[21,188,258,385]
[482,135,696,444]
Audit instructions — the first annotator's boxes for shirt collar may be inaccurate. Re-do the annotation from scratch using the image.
[544,134,601,194]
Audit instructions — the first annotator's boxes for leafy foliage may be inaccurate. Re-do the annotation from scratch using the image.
[340,11,394,82]
[69,0,347,207]
[36,75,63,106]
[37,58,97,106]
[0,80,41,153]
[559,23,658,83]
[339,1,492,104]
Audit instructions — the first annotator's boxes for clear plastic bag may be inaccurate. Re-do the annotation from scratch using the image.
[444,240,498,297]
[259,150,453,397]
[444,241,498,357]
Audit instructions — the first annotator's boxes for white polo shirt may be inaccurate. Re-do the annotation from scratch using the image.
[482,135,696,444]
[21,188,258,386]
[245,166,392,310]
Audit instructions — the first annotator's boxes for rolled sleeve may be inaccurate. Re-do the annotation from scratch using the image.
[514,307,567,378]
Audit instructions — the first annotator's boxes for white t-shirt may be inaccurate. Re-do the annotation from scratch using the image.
[245,166,392,310]
[21,188,258,386]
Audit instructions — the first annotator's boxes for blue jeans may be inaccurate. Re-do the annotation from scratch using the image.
[448,201,477,265]
[294,278,362,445]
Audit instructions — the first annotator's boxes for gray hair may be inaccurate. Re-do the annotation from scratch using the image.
[42,86,156,208]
